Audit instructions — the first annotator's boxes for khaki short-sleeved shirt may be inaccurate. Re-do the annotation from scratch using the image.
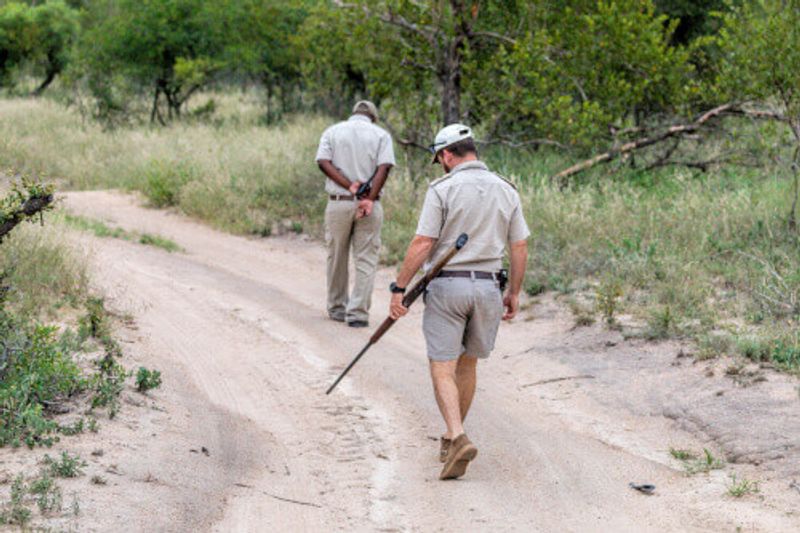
[315,115,396,195]
[416,160,530,272]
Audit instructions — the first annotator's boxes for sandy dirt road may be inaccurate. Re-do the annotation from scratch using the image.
[61,191,799,532]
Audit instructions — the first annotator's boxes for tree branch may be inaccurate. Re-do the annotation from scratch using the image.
[469,30,516,46]
[552,104,735,185]
[332,0,437,44]
[0,194,54,242]
[477,137,569,150]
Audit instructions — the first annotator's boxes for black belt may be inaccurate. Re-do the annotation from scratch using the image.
[437,270,496,280]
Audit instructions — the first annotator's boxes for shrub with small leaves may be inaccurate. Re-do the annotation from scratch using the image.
[596,277,623,324]
[136,367,162,393]
[29,473,62,514]
[0,474,31,526]
[44,451,86,478]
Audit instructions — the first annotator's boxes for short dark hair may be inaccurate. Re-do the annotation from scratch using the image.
[442,138,477,158]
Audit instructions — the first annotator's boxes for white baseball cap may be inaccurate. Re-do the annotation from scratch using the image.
[429,123,473,164]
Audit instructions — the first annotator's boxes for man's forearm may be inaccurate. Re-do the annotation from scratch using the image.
[508,240,528,295]
[318,160,353,190]
[367,164,392,201]
[396,235,436,287]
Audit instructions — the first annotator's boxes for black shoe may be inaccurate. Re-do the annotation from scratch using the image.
[347,320,369,328]
[329,315,345,323]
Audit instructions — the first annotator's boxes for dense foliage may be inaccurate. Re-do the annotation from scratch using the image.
[0,0,794,168]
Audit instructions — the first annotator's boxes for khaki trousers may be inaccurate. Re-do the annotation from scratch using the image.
[324,199,383,323]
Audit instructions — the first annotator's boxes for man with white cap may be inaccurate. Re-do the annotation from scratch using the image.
[388,124,530,480]
[316,100,396,327]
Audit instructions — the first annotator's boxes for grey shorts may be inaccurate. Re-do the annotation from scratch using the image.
[422,276,504,361]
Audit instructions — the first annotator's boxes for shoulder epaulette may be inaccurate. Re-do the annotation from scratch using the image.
[494,173,518,190]
[430,172,455,188]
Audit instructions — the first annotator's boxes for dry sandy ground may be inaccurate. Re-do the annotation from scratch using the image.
[28,190,799,531]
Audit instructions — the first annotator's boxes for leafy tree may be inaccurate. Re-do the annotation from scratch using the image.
[476,0,696,149]
[233,0,313,122]
[0,2,36,86]
[79,0,235,123]
[654,0,728,44]
[0,1,79,94]
[77,0,312,124]
[28,0,80,94]
[716,0,800,228]
[301,0,697,163]
[313,0,528,126]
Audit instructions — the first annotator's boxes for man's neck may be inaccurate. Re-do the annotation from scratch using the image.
[445,154,478,172]
[350,112,374,122]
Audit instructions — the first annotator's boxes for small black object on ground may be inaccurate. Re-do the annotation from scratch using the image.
[629,482,656,495]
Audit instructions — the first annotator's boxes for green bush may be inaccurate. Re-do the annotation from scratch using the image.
[135,367,162,393]
[28,473,62,514]
[43,451,86,478]
[143,160,197,207]
[0,312,87,448]
[0,475,31,526]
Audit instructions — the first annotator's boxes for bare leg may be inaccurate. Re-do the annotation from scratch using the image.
[430,360,464,440]
[456,354,477,422]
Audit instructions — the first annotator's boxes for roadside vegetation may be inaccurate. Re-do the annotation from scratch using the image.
[63,213,183,252]
[0,176,162,527]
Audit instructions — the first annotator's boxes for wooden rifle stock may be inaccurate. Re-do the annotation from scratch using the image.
[325,233,469,394]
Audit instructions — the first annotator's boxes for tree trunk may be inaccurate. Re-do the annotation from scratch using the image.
[439,34,464,124]
[32,68,58,97]
[440,68,461,125]
[789,141,799,232]
[150,85,166,126]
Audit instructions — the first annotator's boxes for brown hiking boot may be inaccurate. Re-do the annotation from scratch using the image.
[439,437,452,463]
[439,434,477,480]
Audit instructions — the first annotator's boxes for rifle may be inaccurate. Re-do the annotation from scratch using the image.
[326,233,469,395]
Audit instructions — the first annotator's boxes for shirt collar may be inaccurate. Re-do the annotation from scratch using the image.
[348,114,373,123]
[449,160,488,175]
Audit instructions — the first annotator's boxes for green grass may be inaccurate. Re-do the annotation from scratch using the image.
[672,447,726,475]
[62,213,128,239]
[62,213,183,253]
[0,215,88,318]
[1,96,799,372]
[669,447,697,461]
[727,474,760,497]
[138,233,182,252]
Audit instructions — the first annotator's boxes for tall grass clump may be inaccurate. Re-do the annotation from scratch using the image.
[514,167,799,367]
[0,218,88,318]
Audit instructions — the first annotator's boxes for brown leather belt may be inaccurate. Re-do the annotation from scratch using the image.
[437,270,496,280]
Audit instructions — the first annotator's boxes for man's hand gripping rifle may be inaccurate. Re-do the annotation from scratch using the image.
[326,233,469,395]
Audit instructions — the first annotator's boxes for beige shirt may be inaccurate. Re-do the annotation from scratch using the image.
[315,115,396,195]
[416,160,530,272]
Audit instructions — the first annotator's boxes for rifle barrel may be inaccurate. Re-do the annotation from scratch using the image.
[326,341,372,395]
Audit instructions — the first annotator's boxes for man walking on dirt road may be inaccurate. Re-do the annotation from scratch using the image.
[389,124,529,480]
[316,100,395,327]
